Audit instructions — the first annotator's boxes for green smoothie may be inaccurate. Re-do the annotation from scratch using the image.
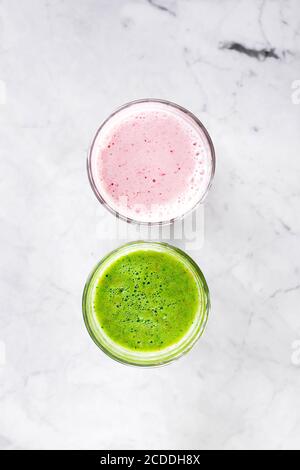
[93,249,200,352]
[83,242,210,366]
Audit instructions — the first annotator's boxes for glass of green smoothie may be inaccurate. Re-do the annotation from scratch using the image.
[82,242,210,366]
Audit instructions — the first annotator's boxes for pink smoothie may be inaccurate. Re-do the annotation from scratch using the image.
[89,100,214,223]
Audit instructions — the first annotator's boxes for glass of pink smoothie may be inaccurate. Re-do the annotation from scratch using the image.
[87,99,215,224]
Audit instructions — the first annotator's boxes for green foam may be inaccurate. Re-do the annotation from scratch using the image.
[92,249,201,352]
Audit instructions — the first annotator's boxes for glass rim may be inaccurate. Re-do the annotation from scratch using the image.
[82,241,210,367]
[87,98,216,226]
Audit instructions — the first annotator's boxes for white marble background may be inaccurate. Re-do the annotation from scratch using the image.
[0,0,300,450]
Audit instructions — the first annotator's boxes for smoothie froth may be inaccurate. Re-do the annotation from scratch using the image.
[89,100,214,223]
[82,242,210,365]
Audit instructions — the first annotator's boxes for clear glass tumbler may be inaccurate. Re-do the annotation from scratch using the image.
[82,241,210,366]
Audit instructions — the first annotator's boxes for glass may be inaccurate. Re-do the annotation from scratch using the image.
[87,99,215,225]
[82,241,210,367]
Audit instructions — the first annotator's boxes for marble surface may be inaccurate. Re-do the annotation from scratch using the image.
[1,0,300,450]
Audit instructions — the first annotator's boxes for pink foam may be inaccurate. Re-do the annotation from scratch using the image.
[90,101,213,222]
